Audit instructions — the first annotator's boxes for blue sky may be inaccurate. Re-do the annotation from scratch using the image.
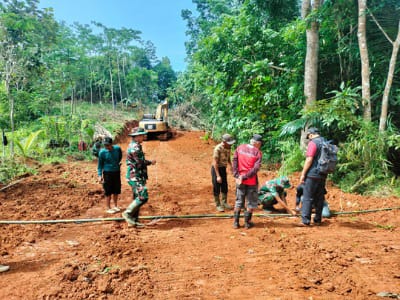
[38,0,196,71]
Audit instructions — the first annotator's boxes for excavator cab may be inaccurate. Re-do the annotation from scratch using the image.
[139,100,173,141]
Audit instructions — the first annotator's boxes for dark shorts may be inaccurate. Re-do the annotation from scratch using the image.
[103,171,121,196]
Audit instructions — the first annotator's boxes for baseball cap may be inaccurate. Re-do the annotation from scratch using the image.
[252,134,263,142]
[103,137,113,145]
[278,176,291,188]
[306,127,320,138]
[222,134,235,145]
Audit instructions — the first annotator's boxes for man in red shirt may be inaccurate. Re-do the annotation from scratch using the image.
[232,134,263,229]
[299,127,328,226]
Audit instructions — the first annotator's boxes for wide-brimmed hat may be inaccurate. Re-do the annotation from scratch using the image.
[128,127,148,136]
[222,134,235,145]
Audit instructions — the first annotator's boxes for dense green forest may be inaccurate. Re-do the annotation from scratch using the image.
[1,0,400,195]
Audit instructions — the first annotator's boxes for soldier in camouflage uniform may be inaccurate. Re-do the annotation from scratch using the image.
[258,176,296,215]
[122,127,156,227]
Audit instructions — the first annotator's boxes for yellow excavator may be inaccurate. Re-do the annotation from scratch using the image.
[138,100,173,141]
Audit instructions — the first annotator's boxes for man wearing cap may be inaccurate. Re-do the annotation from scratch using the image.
[232,134,263,229]
[122,127,156,227]
[97,137,123,214]
[258,176,297,215]
[299,127,328,226]
[211,133,235,212]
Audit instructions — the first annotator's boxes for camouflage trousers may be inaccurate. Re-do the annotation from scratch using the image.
[125,179,148,218]
[128,179,149,205]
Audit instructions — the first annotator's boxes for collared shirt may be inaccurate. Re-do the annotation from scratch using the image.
[212,142,231,167]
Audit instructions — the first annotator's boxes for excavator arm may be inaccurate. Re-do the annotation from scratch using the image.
[155,100,168,121]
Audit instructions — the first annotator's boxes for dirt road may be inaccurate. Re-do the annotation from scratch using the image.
[0,130,399,299]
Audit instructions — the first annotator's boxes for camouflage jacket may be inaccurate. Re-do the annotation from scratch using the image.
[126,141,152,183]
[259,178,285,198]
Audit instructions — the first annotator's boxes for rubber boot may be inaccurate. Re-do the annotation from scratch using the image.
[122,200,140,226]
[233,210,240,229]
[132,209,145,228]
[221,193,232,210]
[244,211,254,229]
[214,195,224,212]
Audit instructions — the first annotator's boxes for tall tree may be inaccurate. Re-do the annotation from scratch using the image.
[377,18,400,131]
[302,0,322,143]
[0,0,57,154]
[153,57,177,100]
[357,0,371,121]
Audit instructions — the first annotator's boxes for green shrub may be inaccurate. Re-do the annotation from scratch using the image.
[334,122,394,194]
[278,139,304,174]
[0,158,36,184]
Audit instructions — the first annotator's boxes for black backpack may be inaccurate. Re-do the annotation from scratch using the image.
[316,139,338,174]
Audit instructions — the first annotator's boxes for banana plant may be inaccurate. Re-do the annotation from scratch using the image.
[13,130,44,159]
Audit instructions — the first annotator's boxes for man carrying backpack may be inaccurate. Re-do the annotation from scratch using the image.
[299,127,329,226]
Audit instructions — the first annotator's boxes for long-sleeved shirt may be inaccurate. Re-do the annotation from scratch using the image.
[97,145,122,176]
[126,141,152,183]
[232,143,262,186]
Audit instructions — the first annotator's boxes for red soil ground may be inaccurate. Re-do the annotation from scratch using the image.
[0,129,399,299]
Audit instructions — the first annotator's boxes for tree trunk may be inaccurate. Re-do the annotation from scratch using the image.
[304,18,319,107]
[379,20,400,132]
[3,53,15,156]
[122,55,130,101]
[357,0,371,122]
[302,0,321,146]
[7,84,14,157]
[108,56,115,112]
[70,85,75,116]
[89,63,93,105]
[301,0,310,19]
[116,54,123,102]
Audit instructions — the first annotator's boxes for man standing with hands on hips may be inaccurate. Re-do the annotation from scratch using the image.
[232,134,263,229]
